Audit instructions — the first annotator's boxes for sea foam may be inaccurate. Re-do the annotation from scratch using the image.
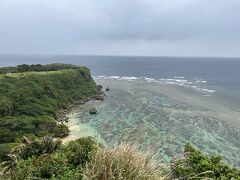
[94,75,216,94]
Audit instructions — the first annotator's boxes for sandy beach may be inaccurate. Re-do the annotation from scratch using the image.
[62,109,106,145]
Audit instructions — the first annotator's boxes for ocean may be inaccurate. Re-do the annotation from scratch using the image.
[1,54,240,94]
[1,54,240,166]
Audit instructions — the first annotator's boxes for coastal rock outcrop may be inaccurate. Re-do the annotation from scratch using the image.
[89,108,97,114]
[93,84,105,101]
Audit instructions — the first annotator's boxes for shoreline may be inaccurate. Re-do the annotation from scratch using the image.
[58,85,105,144]
[62,111,81,144]
[57,99,90,144]
[56,98,91,123]
[61,102,106,145]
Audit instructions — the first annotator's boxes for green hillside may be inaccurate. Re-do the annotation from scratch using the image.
[0,64,96,160]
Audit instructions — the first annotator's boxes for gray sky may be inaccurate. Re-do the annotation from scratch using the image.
[0,0,240,57]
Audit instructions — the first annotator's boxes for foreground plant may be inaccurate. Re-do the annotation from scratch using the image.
[1,154,18,176]
[11,136,62,160]
[83,143,167,180]
[172,144,240,179]
[1,137,240,179]
[0,137,98,179]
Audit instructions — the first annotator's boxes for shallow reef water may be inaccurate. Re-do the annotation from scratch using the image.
[70,78,240,166]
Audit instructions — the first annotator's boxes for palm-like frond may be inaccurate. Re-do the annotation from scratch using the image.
[1,136,62,177]
[10,136,62,160]
[22,136,32,145]
[10,136,31,156]
[41,137,62,154]
[1,154,18,175]
[10,144,25,155]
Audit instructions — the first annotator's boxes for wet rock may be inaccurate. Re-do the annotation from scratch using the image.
[95,95,104,101]
[96,85,103,91]
[93,84,105,101]
[89,108,97,114]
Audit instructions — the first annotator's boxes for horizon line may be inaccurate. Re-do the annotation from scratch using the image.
[0,53,240,59]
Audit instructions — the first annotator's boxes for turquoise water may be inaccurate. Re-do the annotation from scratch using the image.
[70,78,240,166]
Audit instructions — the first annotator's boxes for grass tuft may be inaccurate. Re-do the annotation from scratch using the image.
[83,143,167,180]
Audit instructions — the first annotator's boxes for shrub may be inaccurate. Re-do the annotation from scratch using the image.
[63,137,99,166]
[11,136,62,160]
[0,129,16,144]
[33,153,71,179]
[2,138,240,180]
[11,158,36,179]
[53,124,70,138]
[13,153,82,180]
[3,137,98,179]
[173,144,240,179]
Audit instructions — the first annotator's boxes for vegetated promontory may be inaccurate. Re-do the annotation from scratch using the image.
[0,64,97,160]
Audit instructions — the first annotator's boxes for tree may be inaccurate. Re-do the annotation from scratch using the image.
[17,64,30,72]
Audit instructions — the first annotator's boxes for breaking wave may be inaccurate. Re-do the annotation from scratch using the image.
[93,75,216,94]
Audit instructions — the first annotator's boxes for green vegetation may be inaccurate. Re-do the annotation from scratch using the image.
[0,137,165,179]
[173,144,240,179]
[53,124,70,138]
[0,143,19,162]
[0,64,96,161]
[0,63,81,74]
[1,137,239,179]
[83,143,165,179]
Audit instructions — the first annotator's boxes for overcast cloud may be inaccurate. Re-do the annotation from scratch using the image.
[0,0,240,56]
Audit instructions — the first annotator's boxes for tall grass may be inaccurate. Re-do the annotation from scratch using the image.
[83,143,167,180]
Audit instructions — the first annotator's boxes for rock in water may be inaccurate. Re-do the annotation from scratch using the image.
[95,95,104,101]
[96,85,103,91]
[89,108,97,114]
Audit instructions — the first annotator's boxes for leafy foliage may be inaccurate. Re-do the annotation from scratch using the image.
[62,137,98,166]
[53,124,70,138]
[173,144,240,179]
[1,137,97,179]
[1,154,18,176]
[11,136,62,160]
[1,137,240,179]
[0,115,56,144]
[0,137,167,179]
